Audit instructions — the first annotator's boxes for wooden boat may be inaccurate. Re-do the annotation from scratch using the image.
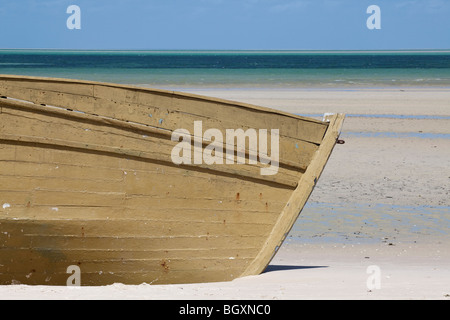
[0,75,344,286]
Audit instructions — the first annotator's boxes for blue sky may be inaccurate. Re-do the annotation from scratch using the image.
[0,0,449,50]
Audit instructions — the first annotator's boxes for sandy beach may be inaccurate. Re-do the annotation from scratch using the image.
[1,87,449,300]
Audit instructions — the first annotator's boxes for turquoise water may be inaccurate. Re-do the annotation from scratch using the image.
[1,50,450,88]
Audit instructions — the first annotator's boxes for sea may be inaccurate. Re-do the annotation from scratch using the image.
[1,49,450,89]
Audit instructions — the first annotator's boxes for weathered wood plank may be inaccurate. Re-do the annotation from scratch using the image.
[0,218,273,238]
[0,205,281,226]
[0,161,124,181]
[0,247,259,262]
[0,268,247,285]
[0,78,94,96]
[0,233,266,252]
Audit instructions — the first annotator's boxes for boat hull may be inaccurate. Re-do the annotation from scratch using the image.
[0,75,344,285]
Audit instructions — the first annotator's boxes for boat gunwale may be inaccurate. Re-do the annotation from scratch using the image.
[0,74,326,125]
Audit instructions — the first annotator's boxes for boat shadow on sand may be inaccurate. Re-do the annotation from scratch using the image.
[263,265,328,273]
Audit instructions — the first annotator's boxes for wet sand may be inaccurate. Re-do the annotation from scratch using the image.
[1,87,449,300]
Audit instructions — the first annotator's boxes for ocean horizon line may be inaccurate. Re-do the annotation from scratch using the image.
[1,48,450,54]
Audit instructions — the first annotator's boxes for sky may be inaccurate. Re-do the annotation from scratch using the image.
[0,0,449,50]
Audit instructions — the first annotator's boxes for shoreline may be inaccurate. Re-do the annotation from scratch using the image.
[178,87,450,116]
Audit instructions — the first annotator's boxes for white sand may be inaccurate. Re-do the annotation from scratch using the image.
[1,87,449,300]
[1,242,449,300]
[189,87,450,116]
